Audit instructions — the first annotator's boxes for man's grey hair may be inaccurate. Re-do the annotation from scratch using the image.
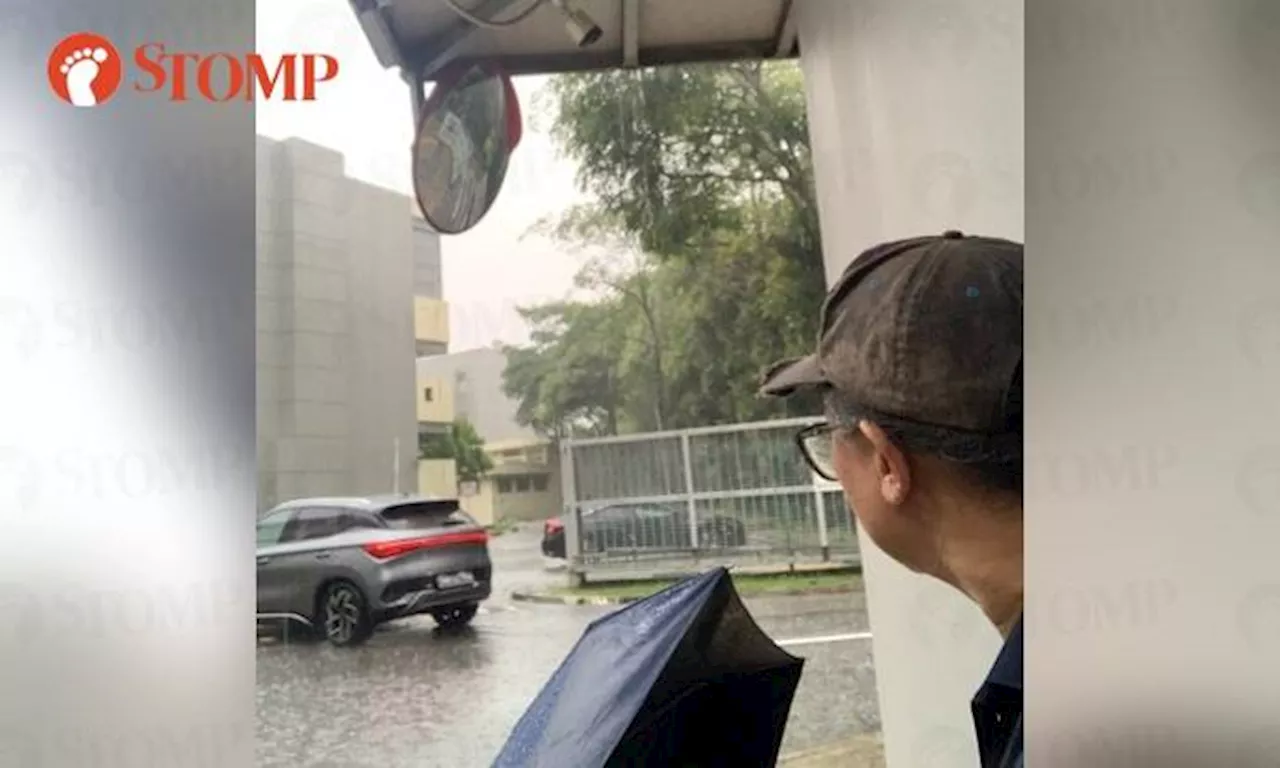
[823,390,1022,494]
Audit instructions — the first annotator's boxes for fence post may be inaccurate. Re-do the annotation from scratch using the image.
[560,439,585,587]
[812,474,830,562]
[680,431,698,553]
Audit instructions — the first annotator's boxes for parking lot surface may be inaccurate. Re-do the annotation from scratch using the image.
[257,528,881,767]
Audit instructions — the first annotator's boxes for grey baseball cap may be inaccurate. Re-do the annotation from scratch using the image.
[759,230,1022,435]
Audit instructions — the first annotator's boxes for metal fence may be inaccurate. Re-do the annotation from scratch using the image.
[560,418,860,583]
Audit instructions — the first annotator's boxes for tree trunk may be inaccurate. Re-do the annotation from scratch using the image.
[635,284,667,431]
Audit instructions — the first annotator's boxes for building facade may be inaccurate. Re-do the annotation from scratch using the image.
[412,210,450,359]
[409,207,460,497]
[470,436,563,525]
[414,347,537,444]
[416,347,558,524]
[255,136,422,510]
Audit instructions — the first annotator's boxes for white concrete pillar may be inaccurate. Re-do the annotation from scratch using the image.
[795,1,1024,766]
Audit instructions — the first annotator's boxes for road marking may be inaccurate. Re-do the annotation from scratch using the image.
[775,631,872,648]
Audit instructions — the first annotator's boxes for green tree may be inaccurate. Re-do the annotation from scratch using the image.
[574,251,669,430]
[501,299,630,438]
[504,60,825,435]
[418,419,494,482]
[543,60,819,261]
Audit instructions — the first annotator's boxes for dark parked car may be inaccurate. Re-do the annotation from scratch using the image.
[541,503,747,559]
[256,494,492,647]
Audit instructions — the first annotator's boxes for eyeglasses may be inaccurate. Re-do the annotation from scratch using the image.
[795,423,839,481]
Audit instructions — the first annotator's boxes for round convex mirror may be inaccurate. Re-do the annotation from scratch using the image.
[412,63,522,235]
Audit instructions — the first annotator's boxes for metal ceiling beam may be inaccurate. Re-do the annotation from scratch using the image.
[409,0,529,80]
[621,0,641,67]
[772,0,799,58]
[444,38,789,78]
[355,0,801,82]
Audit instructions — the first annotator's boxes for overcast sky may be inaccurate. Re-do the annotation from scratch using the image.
[255,0,590,350]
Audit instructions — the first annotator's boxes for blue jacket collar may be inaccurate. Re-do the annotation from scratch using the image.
[984,615,1023,690]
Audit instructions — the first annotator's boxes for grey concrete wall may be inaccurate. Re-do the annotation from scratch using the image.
[414,347,537,443]
[411,215,444,300]
[415,340,448,357]
[797,1,1021,765]
[256,136,418,510]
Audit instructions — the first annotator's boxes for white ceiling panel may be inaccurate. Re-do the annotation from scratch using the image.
[350,0,797,80]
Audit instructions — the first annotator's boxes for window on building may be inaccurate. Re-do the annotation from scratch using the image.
[495,474,550,495]
[423,387,433,402]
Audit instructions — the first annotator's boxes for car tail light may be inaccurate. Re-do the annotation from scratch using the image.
[362,530,488,560]
[545,517,563,534]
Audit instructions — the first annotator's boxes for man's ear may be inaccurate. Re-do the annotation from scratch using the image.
[858,420,911,505]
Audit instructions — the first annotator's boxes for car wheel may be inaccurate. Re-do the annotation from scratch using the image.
[432,603,478,629]
[318,581,373,648]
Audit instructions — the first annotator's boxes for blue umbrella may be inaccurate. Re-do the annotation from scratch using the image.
[493,567,805,767]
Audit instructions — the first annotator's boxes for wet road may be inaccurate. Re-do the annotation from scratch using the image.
[257,528,881,767]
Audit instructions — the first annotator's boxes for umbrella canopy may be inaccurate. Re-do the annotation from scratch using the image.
[493,567,805,768]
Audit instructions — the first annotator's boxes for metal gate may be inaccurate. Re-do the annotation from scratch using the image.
[559,418,861,582]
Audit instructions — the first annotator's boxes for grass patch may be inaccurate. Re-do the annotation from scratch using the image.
[550,569,861,601]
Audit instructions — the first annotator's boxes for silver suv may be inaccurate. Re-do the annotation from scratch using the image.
[256,494,493,646]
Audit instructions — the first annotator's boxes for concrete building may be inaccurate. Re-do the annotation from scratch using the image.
[461,436,563,526]
[255,135,425,510]
[409,206,461,499]
[415,347,537,444]
[411,210,449,359]
[416,348,558,524]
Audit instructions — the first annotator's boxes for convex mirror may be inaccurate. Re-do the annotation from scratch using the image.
[412,62,523,235]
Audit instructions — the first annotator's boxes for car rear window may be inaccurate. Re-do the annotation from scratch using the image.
[378,501,475,530]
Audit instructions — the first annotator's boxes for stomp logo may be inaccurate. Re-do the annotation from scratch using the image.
[46,31,339,108]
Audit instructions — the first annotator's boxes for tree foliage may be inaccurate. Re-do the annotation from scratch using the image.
[418,419,494,482]
[504,60,826,436]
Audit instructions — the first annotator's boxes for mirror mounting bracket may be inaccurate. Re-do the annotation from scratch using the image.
[401,66,426,124]
[349,0,404,70]
[414,0,527,83]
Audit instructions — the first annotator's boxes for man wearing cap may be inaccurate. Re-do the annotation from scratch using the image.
[760,231,1024,768]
